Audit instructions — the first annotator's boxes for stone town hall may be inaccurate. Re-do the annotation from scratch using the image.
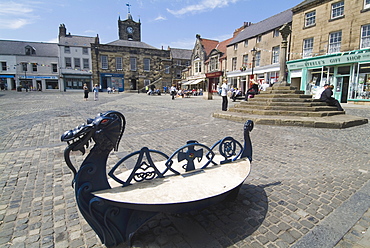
[90,11,173,92]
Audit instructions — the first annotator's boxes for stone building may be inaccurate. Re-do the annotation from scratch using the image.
[226,9,293,94]
[287,0,370,103]
[169,48,192,88]
[90,13,172,92]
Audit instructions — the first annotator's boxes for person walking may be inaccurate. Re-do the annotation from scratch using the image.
[83,83,89,101]
[93,84,99,101]
[221,79,229,111]
[320,84,344,111]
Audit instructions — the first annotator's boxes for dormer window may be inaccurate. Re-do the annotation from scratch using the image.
[25,45,36,55]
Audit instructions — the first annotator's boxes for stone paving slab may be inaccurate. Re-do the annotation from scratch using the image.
[0,91,369,248]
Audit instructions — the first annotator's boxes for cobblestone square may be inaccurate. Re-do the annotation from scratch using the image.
[0,91,369,248]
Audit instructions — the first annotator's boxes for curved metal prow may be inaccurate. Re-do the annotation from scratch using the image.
[240,120,254,162]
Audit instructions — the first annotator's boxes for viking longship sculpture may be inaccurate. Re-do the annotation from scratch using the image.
[61,111,253,247]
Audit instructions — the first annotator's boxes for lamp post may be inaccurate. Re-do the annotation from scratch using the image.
[250,47,257,82]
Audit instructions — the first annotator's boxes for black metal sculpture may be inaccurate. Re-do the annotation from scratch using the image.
[61,111,253,247]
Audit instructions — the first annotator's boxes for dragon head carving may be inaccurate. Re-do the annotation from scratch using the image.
[61,111,126,178]
[61,111,126,153]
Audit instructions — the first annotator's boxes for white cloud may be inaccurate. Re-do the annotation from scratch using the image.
[0,2,39,29]
[167,0,240,16]
[154,15,167,21]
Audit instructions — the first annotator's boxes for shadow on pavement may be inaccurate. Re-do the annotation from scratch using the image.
[129,182,280,247]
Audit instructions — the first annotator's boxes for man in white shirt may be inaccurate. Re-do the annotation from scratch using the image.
[221,79,229,111]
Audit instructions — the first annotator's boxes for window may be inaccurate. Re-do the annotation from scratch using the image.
[331,1,344,19]
[32,63,37,72]
[130,57,137,71]
[74,58,81,68]
[101,55,108,69]
[194,61,201,73]
[25,46,35,55]
[52,63,58,73]
[64,46,70,53]
[82,47,88,55]
[256,35,262,43]
[176,69,181,78]
[22,63,27,71]
[305,11,316,27]
[244,40,248,47]
[83,59,89,69]
[2,62,7,71]
[365,0,370,9]
[255,51,261,67]
[272,46,280,64]
[328,31,342,53]
[242,55,248,66]
[65,57,72,68]
[144,58,150,71]
[210,57,218,71]
[234,44,238,50]
[144,79,150,86]
[303,38,314,58]
[232,57,237,71]
[165,66,170,74]
[273,29,280,37]
[361,24,370,48]
[116,57,122,70]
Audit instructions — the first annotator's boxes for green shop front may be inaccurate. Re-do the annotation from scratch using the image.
[287,49,370,103]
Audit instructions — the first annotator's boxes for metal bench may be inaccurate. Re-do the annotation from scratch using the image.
[61,110,253,247]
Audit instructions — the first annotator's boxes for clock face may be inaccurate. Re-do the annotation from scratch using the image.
[127,26,133,34]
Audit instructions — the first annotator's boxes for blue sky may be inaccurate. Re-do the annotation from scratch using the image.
[0,0,303,49]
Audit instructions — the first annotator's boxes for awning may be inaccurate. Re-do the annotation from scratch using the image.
[182,80,194,86]
[190,79,203,85]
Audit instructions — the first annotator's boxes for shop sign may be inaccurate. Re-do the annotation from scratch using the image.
[206,71,223,78]
[20,76,58,79]
[287,50,370,70]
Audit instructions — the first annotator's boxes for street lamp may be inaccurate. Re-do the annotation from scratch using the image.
[250,47,257,81]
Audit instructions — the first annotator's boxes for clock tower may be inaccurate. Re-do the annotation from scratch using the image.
[118,9,141,41]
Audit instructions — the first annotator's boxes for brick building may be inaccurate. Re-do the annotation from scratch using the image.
[287,0,370,103]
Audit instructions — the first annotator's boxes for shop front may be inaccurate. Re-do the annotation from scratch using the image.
[100,73,124,92]
[63,74,92,91]
[287,49,370,103]
[227,64,280,93]
[205,71,223,93]
[0,75,15,90]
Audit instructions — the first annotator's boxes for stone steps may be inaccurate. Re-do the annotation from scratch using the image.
[213,85,368,128]
[229,108,343,117]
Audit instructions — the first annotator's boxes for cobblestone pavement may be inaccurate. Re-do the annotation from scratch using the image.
[0,91,369,248]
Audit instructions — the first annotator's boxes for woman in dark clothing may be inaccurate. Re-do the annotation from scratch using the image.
[320,84,344,111]
[83,83,89,101]
[244,83,259,101]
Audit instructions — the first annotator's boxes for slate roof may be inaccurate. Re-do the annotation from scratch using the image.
[0,40,58,57]
[107,40,158,49]
[59,35,95,47]
[228,9,293,46]
[170,48,192,60]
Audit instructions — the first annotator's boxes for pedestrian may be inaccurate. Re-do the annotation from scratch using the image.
[170,84,177,100]
[93,84,99,101]
[320,84,344,111]
[83,83,89,101]
[221,79,229,111]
